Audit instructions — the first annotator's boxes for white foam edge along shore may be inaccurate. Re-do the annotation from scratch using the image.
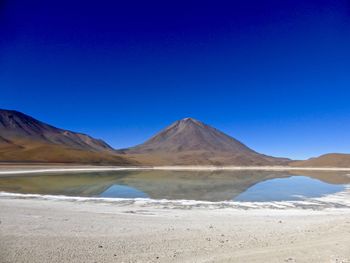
[1,184,350,210]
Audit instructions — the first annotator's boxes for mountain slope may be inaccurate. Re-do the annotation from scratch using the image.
[0,109,135,165]
[0,109,112,152]
[291,153,350,168]
[122,118,290,165]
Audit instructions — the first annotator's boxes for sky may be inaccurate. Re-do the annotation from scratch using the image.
[1,0,350,160]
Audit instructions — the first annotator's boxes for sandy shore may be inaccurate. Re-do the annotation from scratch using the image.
[1,198,350,263]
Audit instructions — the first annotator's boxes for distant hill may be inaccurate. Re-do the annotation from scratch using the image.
[0,109,135,165]
[291,153,350,168]
[0,109,112,152]
[121,118,290,166]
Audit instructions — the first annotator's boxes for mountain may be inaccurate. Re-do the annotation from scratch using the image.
[121,118,290,165]
[4,110,348,167]
[291,153,350,168]
[0,109,112,152]
[0,109,135,165]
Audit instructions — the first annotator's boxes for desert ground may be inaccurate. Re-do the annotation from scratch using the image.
[0,198,350,263]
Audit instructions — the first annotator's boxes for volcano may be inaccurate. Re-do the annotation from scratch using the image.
[122,118,290,166]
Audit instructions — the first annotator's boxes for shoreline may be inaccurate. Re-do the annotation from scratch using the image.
[1,165,350,175]
[1,185,350,210]
[1,198,350,262]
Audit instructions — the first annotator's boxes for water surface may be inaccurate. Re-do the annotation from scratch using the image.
[0,170,349,202]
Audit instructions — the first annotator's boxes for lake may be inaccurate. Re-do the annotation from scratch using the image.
[0,170,349,202]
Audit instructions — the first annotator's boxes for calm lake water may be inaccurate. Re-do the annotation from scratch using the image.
[0,170,349,202]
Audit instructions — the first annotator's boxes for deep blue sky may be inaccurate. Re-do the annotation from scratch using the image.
[1,0,350,159]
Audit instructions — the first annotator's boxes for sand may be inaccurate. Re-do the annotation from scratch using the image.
[1,198,350,263]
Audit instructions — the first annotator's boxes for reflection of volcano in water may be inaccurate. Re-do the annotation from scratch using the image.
[115,170,290,201]
[0,170,349,202]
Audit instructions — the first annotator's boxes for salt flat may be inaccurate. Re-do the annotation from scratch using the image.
[0,198,350,263]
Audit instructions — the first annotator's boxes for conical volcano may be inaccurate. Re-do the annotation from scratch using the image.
[122,118,290,165]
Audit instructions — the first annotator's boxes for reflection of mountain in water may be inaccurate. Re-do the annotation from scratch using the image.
[116,170,288,201]
[0,170,349,201]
